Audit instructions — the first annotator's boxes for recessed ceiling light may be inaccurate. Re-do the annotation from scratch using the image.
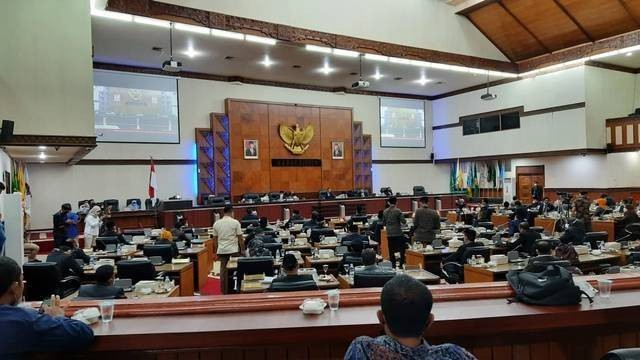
[318,62,335,75]
[306,44,332,54]
[626,52,633,57]
[245,34,277,45]
[364,54,389,62]
[371,69,384,80]
[415,75,431,86]
[133,16,170,28]
[333,49,360,57]
[38,152,47,160]
[260,55,275,67]
[211,28,244,40]
[174,23,210,34]
[182,44,201,58]
[38,146,46,150]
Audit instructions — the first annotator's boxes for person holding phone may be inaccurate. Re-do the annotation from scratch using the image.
[0,256,94,357]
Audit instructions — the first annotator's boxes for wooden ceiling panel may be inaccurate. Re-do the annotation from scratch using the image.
[620,0,640,24]
[556,0,639,40]
[467,3,547,61]
[502,0,590,51]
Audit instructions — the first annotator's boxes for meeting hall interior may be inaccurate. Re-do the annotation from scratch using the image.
[5,0,640,359]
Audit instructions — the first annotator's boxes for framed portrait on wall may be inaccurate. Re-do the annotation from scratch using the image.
[331,141,344,159]
[243,139,259,159]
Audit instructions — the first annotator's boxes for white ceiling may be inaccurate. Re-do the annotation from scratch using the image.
[597,51,640,69]
[3,146,80,163]
[91,16,507,97]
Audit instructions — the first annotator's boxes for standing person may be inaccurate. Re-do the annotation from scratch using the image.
[573,191,592,232]
[66,211,79,248]
[0,257,94,357]
[413,197,440,245]
[382,197,407,268]
[212,205,244,294]
[52,203,72,248]
[531,182,543,202]
[83,206,102,250]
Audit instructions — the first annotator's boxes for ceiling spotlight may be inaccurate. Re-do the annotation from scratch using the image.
[371,69,384,80]
[626,52,633,57]
[260,55,275,67]
[38,152,47,160]
[38,146,46,150]
[182,44,201,58]
[318,62,335,75]
[415,75,431,86]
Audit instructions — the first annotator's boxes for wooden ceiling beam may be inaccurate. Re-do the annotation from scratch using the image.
[497,0,551,54]
[616,0,640,27]
[551,0,595,42]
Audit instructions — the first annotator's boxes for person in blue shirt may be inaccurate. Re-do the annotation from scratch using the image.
[0,256,94,358]
[66,211,79,247]
[0,213,6,255]
[345,274,476,360]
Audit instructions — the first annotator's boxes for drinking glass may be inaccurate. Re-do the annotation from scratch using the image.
[100,300,115,323]
[327,290,339,311]
[598,279,613,298]
[322,264,329,276]
[343,264,350,276]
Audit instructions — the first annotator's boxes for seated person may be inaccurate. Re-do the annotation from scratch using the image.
[455,197,466,211]
[619,205,640,232]
[0,257,94,357]
[321,188,335,200]
[24,242,41,263]
[345,275,475,360]
[241,208,258,221]
[339,238,364,273]
[248,239,273,257]
[369,210,385,242]
[269,254,318,290]
[358,248,384,273]
[539,197,555,214]
[554,243,583,275]
[46,245,85,278]
[559,219,586,245]
[508,222,541,256]
[174,212,188,230]
[500,201,510,214]
[507,212,526,237]
[154,230,179,258]
[347,205,368,226]
[245,217,273,245]
[443,228,482,266]
[476,198,494,223]
[341,224,369,248]
[284,209,304,228]
[302,211,323,230]
[593,203,606,217]
[77,265,126,300]
[523,240,559,272]
[510,196,519,207]
[100,221,128,245]
[596,194,608,208]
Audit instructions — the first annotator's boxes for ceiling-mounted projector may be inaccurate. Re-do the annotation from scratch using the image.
[351,80,370,89]
[481,92,497,101]
[162,59,182,72]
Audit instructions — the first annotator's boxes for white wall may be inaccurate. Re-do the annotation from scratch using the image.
[158,0,507,61]
[585,67,637,148]
[0,0,94,137]
[432,67,587,159]
[372,163,450,195]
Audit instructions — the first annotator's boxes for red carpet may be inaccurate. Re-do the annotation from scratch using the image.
[200,276,222,296]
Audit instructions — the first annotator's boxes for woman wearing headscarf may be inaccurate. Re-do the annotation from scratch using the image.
[83,206,103,250]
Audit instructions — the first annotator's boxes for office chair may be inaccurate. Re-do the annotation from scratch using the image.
[584,231,608,250]
[601,348,640,360]
[269,192,282,202]
[479,231,496,240]
[616,223,640,243]
[412,186,426,196]
[310,228,336,243]
[380,187,393,197]
[126,198,142,208]
[206,195,227,206]
[103,199,120,212]
[116,260,158,285]
[123,229,146,236]
[262,243,282,257]
[525,260,571,273]
[318,190,330,200]
[96,236,119,251]
[256,234,276,244]
[143,244,174,264]
[353,272,396,288]
[350,215,369,224]
[145,198,156,210]
[476,222,494,230]
[442,247,491,284]
[343,255,363,267]
[236,256,274,289]
[268,280,318,292]
[241,220,260,229]
[242,193,261,203]
[530,226,545,234]
[22,262,81,301]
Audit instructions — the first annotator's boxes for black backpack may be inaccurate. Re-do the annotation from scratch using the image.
[506,265,593,305]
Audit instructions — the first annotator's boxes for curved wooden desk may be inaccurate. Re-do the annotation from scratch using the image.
[29,273,640,359]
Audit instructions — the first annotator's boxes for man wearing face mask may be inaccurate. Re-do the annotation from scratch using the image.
[0,257,94,358]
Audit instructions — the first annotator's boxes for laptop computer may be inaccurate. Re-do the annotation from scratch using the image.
[105,244,117,253]
[335,245,348,256]
[113,278,133,292]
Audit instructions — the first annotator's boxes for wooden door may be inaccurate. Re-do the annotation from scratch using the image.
[516,166,545,205]
[517,175,533,204]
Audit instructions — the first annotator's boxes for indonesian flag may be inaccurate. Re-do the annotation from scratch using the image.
[148,158,158,199]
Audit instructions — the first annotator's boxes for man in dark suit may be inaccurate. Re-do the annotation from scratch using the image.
[359,249,383,273]
[443,228,483,265]
[341,224,369,248]
[100,221,129,245]
[524,240,559,272]
[46,246,84,278]
[382,197,407,268]
[52,203,72,248]
[244,141,257,157]
[268,254,318,290]
[242,208,259,221]
[531,182,543,202]
[559,219,586,245]
[339,238,364,274]
[303,211,323,230]
[332,143,343,158]
[77,265,125,300]
[508,222,541,256]
[413,197,440,244]
[539,197,555,214]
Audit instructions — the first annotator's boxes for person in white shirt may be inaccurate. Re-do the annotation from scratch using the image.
[83,206,103,250]
[212,205,244,294]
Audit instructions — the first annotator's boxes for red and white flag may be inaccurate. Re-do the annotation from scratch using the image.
[148,158,158,199]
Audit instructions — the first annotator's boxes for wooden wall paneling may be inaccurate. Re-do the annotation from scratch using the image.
[195,128,214,203]
[268,104,322,193]
[361,134,373,191]
[211,113,231,197]
[555,0,639,40]
[226,100,271,198]
[321,108,354,191]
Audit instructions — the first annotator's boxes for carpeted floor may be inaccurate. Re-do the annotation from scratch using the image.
[200,275,222,296]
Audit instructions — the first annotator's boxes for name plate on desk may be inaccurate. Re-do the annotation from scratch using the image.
[271,159,321,167]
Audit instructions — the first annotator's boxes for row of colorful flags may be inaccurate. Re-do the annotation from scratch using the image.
[449,159,506,195]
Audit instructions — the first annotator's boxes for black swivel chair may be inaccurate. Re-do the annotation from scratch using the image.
[23,262,81,301]
[479,231,496,240]
[476,222,494,230]
[530,226,545,234]
[442,247,491,284]
[268,280,318,292]
[126,198,142,208]
[262,243,283,257]
[116,260,158,285]
[349,215,369,224]
[143,244,174,264]
[241,220,260,229]
[206,195,228,206]
[96,236,120,251]
[242,193,261,203]
[343,255,363,267]
[585,231,608,250]
[601,348,640,360]
[413,186,426,196]
[310,229,336,243]
[353,272,396,288]
[236,256,274,290]
[103,199,120,212]
[269,192,282,202]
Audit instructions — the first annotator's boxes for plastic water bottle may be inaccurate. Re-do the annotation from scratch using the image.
[275,249,281,261]
[349,264,355,278]
[164,276,171,289]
